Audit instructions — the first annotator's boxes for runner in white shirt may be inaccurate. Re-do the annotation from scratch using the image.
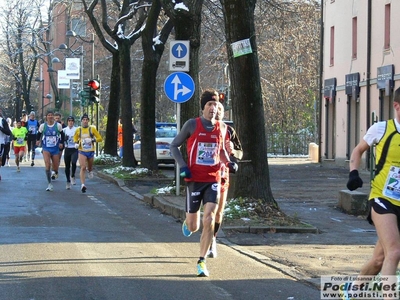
[0,110,12,180]
[63,116,79,190]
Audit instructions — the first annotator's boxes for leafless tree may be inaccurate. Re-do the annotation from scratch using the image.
[0,0,45,119]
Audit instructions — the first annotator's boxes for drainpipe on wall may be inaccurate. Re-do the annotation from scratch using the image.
[318,0,324,163]
[365,0,372,169]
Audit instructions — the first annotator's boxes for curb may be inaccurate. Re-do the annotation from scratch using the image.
[97,170,319,288]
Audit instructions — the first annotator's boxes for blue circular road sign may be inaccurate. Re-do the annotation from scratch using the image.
[171,43,188,58]
[164,72,195,103]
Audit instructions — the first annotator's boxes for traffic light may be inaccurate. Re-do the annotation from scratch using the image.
[88,79,100,103]
[219,92,225,104]
[219,91,230,110]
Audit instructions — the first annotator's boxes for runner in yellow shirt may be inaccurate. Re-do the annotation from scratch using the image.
[73,114,103,193]
[11,119,28,172]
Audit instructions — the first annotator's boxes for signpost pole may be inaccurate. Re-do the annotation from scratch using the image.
[167,40,192,196]
[175,103,181,196]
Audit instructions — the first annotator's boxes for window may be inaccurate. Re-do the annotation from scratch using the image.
[330,26,335,66]
[71,18,86,37]
[384,4,391,50]
[352,17,357,59]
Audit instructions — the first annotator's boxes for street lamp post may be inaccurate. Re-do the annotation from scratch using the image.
[52,45,83,117]
[35,77,44,120]
[35,77,53,121]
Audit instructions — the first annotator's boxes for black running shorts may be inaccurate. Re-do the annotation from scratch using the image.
[367,198,400,230]
[185,181,220,213]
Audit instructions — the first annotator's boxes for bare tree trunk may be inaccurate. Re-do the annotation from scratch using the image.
[140,0,161,171]
[221,0,276,205]
[103,53,120,156]
[140,0,174,171]
[119,41,137,167]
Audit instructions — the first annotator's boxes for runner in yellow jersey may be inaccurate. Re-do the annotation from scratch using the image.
[73,114,103,193]
[11,119,28,172]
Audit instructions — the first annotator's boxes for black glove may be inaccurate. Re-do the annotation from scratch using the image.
[180,166,192,179]
[347,170,363,191]
[227,161,238,174]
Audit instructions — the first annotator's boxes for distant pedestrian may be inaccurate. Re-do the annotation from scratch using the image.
[36,110,65,191]
[73,114,103,193]
[26,111,39,166]
[63,116,78,190]
[54,112,67,177]
[170,88,238,277]
[1,118,12,167]
[12,119,28,172]
[0,110,12,180]
[118,118,123,158]
[346,86,400,295]
[20,110,28,161]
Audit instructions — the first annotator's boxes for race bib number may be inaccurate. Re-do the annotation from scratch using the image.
[29,125,36,134]
[17,138,23,144]
[383,166,400,201]
[83,138,92,150]
[67,136,74,148]
[196,142,217,165]
[46,136,57,147]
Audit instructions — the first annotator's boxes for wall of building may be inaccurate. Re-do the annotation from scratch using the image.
[322,0,400,169]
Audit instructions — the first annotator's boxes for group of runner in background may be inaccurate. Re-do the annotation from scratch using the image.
[0,109,102,193]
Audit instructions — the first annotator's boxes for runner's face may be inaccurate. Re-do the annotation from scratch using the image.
[46,113,54,123]
[81,117,89,126]
[203,101,218,121]
[16,122,21,128]
[54,116,60,122]
[216,103,224,121]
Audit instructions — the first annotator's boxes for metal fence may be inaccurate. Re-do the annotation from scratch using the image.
[266,132,316,155]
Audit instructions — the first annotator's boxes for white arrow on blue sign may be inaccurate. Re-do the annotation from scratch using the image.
[164,72,195,103]
[171,42,188,58]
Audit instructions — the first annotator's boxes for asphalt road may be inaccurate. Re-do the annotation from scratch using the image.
[0,154,320,300]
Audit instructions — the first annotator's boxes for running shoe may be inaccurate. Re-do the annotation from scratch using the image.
[81,184,87,193]
[207,237,217,258]
[51,171,56,180]
[70,176,76,185]
[46,183,53,192]
[196,260,209,277]
[31,161,34,167]
[88,171,94,179]
[182,220,192,237]
[66,182,71,190]
[17,166,20,172]
[7,161,10,167]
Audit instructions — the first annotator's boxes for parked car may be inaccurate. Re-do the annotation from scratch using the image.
[134,123,177,164]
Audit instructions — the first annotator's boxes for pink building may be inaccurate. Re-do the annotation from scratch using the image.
[321,0,400,169]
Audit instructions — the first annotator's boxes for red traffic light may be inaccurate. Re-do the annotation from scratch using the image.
[88,79,100,90]
[219,93,225,104]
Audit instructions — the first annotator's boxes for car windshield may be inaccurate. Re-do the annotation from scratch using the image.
[156,127,177,138]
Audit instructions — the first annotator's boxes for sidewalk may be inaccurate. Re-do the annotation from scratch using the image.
[97,157,377,288]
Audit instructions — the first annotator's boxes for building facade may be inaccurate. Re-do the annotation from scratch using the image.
[321,0,400,169]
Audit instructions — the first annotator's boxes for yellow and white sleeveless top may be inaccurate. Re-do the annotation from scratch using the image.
[370,119,400,206]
